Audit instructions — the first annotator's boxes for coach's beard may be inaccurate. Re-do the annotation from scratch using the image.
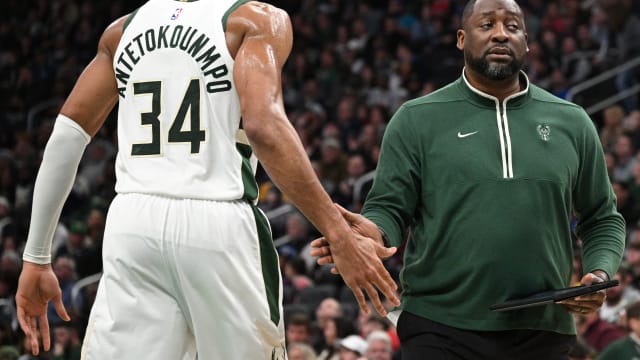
[465,50,523,81]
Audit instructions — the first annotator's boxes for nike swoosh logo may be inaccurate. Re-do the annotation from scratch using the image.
[457,131,479,138]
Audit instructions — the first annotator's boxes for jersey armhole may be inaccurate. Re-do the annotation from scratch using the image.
[222,0,252,31]
[122,7,141,33]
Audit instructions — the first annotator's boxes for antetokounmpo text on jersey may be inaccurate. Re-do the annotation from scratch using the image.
[115,25,231,98]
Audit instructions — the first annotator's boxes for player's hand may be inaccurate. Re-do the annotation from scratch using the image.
[310,236,396,272]
[313,204,400,317]
[311,204,396,270]
[557,271,608,316]
[327,231,400,317]
[16,262,71,355]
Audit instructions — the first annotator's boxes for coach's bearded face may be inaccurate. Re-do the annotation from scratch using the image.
[464,45,525,81]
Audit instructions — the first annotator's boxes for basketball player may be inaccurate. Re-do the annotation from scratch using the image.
[15,1,400,358]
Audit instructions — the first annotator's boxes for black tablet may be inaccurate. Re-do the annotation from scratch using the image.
[489,280,619,312]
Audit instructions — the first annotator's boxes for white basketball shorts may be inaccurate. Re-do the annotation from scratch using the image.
[81,193,287,359]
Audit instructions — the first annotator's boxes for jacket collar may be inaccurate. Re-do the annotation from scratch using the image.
[457,68,531,109]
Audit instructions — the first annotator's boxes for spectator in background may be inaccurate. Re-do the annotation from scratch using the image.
[0,198,14,243]
[575,311,625,352]
[364,330,393,360]
[599,266,640,324]
[288,342,318,360]
[599,105,626,152]
[47,257,78,326]
[317,316,356,360]
[625,235,640,288]
[0,346,19,360]
[53,220,95,279]
[284,256,314,292]
[318,137,348,195]
[358,314,400,353]
[259,184,285,213]
[0,165,16,209]
[287,313,314,347]
[51,324,81,360]
[604,151,617,180]
[85,208,105,249]
[78,140,115,191]
[629,155,640,201]
[596,300,640,359]
[559,36,592,86]
[612,181,640,227]
[334,154,368,208]
[625,110,640,149]
[336,334,367,360]
[335,97,362,143]
[549,68,570,99]
[613,134,637,183]
[0,251,20,296]
[316,298,344,333]
[278,213,314,254]
[568,339,595,360]
[598,0,640,112]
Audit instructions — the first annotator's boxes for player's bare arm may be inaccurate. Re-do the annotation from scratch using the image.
[59,15,123,135]
[16,16,125,356]
[228,2,400,315]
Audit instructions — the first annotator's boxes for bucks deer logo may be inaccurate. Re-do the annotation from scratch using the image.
[537,124,551,141]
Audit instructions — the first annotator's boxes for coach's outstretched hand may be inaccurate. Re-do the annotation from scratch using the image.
[16,262,71,355]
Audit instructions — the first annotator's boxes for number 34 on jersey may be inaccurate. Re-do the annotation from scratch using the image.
[130,79,205,156]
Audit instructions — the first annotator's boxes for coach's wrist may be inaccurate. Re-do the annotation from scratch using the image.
[591,270,609,282]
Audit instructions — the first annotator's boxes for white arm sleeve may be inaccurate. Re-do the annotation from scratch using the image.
[23,115,91,264]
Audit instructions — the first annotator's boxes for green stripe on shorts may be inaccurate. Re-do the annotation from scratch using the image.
[250,205,280,326]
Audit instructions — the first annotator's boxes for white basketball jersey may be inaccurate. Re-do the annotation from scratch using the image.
[113,0,258,201]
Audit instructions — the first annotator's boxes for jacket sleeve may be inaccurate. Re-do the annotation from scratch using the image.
[362,105,421,247]
[573,109,625,279]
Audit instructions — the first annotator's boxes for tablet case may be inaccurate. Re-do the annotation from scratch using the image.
[489,280,619,312]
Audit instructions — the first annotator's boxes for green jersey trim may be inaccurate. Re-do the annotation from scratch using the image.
[236,142,259,201]
[222,0,251,31]
[122,8,140,33]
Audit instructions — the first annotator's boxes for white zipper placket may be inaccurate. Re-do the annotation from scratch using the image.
[501,93,522,179]
[494,101,509,178]
[465,85,513,179]
[462,70,529,179]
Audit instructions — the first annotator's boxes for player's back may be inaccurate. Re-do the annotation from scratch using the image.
[113,0,256,201]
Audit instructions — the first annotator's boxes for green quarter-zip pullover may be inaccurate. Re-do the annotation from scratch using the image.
[363,71,625,334]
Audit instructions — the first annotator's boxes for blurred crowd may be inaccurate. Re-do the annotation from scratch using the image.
[1,0,640,359]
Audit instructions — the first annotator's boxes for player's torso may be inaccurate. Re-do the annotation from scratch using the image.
[113,0,255,201]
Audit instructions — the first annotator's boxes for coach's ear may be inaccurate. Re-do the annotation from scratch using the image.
[457,29,465,51]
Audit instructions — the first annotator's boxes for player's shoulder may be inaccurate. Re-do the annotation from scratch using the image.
[226,0,291,55]
[229,1,289,27]
[100,15,128,56]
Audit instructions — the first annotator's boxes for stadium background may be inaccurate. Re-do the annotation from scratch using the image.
[1,0,640,358]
